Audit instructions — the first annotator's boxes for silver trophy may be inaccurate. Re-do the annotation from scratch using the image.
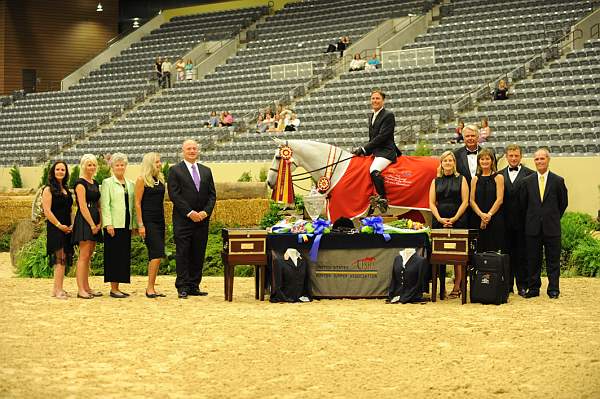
[304,188,326,221]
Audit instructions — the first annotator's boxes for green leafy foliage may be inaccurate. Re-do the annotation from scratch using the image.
[238,171,252,182]
[258,167,268,182]
[94,155,111,184]
[259,200,283,229]
[413,141,432,156]
[561,212,598,255]
[0,224,16,252]
[162,162,171,182]
[569,236,600,277]
[16,233,53,278]
[9,165,23,188]
[69,165,80,188]
[39,161,52,188]
[294,195,304,213]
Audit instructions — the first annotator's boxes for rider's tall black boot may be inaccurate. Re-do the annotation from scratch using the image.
[369,170,388,214]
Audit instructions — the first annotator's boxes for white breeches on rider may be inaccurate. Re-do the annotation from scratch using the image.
[369,157,392,173]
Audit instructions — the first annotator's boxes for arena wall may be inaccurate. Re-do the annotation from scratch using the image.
[162,0,296,20]
[0,157,598,217]
[1,0,119,95]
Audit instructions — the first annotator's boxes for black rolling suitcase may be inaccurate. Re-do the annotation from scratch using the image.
[470,252,510,305]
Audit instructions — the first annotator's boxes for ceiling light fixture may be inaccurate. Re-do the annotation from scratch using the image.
[133,18,140,28]
[96,2,103,12]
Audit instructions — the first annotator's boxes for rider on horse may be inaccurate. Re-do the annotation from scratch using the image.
[352,89,401,214]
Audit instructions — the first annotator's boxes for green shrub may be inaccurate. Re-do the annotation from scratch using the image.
[16,234,53,278]
[9,165,23,188]
[162,162,171,182]
[238,171,252,182]
[413,141,432,156]
[39,161,52,188]
[259,201,283,229]
[69,165,80,188]
[0,224,16,252]
[94,155,111,184]
[569,236,600,277]
[258,167,268,182]
[561,212,598,256]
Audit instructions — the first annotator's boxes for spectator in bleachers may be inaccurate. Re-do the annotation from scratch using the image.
[161,57,172,88]
[176,58,186,81]
[349,53,366,71]
[204,111,219,128]
[263,111,275,131]
[479,117,491,143]
[337,36,351,57]
[448,120,464,144]
[155,56,163,86]
[284,112,301,131]
[277,104,292,120]
[42,161,74,300]
[219,111,233,127]
[256,113,266,133]
[268,114,285,133]
[365,53,381,71]
[185,59,194,80]
[493,79,509,100]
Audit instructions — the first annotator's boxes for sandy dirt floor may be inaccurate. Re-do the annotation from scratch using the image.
[0,252,599,399]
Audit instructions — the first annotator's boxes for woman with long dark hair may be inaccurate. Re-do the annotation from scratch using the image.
[41,161,74,299]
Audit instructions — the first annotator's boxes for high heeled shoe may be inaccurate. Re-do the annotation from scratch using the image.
[447,289,461,299]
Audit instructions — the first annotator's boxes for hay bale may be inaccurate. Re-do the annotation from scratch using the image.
[212,199,270,227]
[9,219,38,267]
[215,182,269,200]
[0,196,35,232]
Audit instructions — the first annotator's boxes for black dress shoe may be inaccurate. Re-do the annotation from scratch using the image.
[110,291,127,298]
[178,291,188,299]
[524,291,540,298]
[188,289,208,296]
[146,291,157,298]
[518,289,527,297]
[548,291,560,299]
[120,291,130,297]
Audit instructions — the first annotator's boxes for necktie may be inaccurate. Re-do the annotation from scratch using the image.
[509,167,519,172]
[191,163,200,191]
[539,175,545,202]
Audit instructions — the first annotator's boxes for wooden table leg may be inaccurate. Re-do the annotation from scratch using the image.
[461,263,467,305]
[227,265,234,302]
[259,265,265,301]
[254,265,259,300]
[439,264,446,300]
[223,258,229,301]
[431,264,438,302]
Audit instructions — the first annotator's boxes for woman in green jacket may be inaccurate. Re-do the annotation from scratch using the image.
[100,153,137,298]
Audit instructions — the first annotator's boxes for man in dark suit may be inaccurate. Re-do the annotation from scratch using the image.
[167,139,217,299]
[521,148,568,299]
[453,124,483,229]
[499,144,534,296]
[352,89,400,213]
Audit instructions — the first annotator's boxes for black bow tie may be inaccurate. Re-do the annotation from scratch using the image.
[509,166,519,172]
[466,149,478,155]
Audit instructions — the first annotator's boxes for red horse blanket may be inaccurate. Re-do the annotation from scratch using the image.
[326,155,439,221]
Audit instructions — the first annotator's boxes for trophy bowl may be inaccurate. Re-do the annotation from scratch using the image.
[304,188,326,221]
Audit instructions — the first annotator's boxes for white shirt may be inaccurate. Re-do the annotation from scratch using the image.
[371,107,383,126]
[508,165,520,183]
[466,149,478,178]
[161,61,172,72]
[537,170,549,186]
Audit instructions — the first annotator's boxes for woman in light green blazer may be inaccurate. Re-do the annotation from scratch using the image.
[100,153,137,298]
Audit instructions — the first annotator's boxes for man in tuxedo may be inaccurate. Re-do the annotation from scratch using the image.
[167,139,217,298]
[521,148,568,299]
[352,89,401,213]
[499,144,534,296]
[453,124,483,228]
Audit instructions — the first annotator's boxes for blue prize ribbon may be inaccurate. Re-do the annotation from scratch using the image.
[361,216,391,242]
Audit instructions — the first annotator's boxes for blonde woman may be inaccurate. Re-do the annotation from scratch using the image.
[71,154,103,299]
[429,151,469,298]
[470,148,505,253]
[135,152,166,298]
[100,153,137,298]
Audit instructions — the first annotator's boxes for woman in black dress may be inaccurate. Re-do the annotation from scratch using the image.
[470,148,505,253]
[72,154,103,299]
[100,153,137,298]
[41,161,73,300]
[135,152,166,298]
[429,150,470,298]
